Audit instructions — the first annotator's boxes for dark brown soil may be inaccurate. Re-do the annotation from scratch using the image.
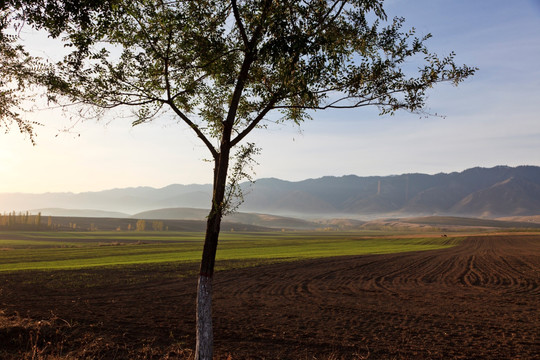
[1,234,539,359]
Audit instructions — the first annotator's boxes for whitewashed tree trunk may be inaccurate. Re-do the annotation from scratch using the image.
[195,274,213,360]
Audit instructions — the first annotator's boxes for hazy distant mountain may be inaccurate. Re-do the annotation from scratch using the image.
[239,166,540,217]
[0,184,212,214]
[450,177,540,217]
[1,165,539,218]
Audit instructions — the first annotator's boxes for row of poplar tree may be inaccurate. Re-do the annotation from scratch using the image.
[0,211,49,230]
[0,212,166,231]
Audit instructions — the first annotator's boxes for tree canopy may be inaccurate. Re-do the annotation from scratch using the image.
[31,0,475,157]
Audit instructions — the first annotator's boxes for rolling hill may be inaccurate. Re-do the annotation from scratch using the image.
[132,208,324,230]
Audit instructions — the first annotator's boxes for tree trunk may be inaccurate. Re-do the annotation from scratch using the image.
[195,273,213,359]
[195,145,231,360]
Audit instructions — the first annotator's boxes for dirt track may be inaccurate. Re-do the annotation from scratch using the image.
[1,234,539,359]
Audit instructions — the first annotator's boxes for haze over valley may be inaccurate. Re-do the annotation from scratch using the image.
[2,166,539,224]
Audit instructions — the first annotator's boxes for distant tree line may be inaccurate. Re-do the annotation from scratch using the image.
[0,211,63,231]
[0,212,168,232]
[0,211,43,230]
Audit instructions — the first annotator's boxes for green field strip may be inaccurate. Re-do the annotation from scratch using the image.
[0,231,461,272]
[0,231,205,243]
[0,250,204,271]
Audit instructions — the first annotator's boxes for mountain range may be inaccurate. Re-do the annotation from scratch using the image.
[1,165,540,218]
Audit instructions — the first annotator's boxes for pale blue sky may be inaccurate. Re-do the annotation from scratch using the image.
[1,0,539,193]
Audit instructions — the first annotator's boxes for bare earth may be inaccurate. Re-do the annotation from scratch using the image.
[1,234,539,359]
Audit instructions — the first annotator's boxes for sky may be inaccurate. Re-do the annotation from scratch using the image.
[1,0,539,194]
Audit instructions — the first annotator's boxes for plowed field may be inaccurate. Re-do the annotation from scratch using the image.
[1,234,539,359]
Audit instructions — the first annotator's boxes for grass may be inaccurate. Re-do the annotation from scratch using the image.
[0,230,462,272]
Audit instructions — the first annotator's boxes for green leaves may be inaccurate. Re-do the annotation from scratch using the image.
[0,7,47,143]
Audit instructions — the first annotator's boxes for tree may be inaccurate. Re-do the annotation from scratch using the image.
[152,220,164,231]
[9,1,475,358]
[34,212,41,227]
[136,219,146,231]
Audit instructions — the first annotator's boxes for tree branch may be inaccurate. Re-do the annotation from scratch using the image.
[169,73,208,102]
[273,92,396,111]
[304,0,346,37]
[164,31,172,100]
[166,100,218,159]
[127,6,166,60]
[184,47,244,71]
[230,96,279,147]
[81,97,158,109]
[247,0,272,49]
[231,0,249,48]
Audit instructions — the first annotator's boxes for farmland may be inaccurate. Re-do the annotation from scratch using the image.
[0,231,459,272]
[1,230,539,359]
